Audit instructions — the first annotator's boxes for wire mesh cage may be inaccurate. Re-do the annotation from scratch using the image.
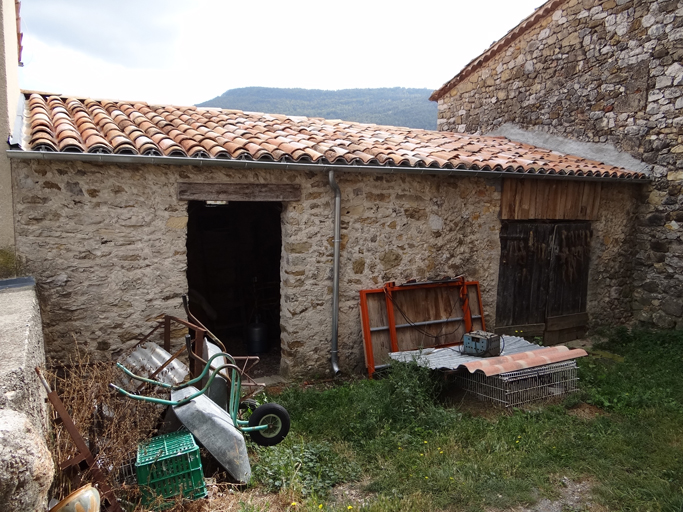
[117,457,137,486]
[457,360,579,408]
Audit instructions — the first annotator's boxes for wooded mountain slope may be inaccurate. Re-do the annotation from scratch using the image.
[197,87,437,130]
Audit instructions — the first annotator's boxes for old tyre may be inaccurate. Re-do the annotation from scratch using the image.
[248,403,290,446]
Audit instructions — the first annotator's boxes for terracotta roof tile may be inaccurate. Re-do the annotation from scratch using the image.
[460,346,588,377]
[18,92,648,180]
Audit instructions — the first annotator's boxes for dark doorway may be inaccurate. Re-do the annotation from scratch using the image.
[186,201,282,374]
[495,221,592,344]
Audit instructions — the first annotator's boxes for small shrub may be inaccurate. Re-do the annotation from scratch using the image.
[251,438,360,497]
[278,360,448,449]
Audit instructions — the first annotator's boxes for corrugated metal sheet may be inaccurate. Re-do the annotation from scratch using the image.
[389,335,587,376]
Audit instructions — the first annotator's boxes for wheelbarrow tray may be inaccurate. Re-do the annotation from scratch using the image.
[171,386,251,483]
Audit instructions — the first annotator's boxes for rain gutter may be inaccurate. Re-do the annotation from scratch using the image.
[5,150,650,183]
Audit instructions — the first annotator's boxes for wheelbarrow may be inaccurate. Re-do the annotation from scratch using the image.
[110,350,290,484]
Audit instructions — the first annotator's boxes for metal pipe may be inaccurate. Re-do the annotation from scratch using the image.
[369,314,483,332]
[328,169,341,375]
[5,150,648,183]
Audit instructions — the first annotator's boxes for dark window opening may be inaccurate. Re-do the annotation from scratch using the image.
[186,201,282,375]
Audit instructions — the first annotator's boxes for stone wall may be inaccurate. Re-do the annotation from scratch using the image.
[586,183,640,326]
[0,279,53,511]
[0,279,49,431]
[435,0,683,330]
[12,159,504,377]
[314,172,502,375]
[11,158,638,375]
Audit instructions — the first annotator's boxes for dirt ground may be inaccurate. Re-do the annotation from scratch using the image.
[499,477,605,512]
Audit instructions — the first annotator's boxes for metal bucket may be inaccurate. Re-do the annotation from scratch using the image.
[49,484,100,512]
[247,323,268,355]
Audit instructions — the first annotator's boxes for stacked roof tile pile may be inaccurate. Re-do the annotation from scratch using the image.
[22,93,646,180]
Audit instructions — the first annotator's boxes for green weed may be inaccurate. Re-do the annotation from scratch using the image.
[249,330,683,511]
[251,437,360,497]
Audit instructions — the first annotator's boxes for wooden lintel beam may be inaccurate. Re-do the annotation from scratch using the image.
[178,182,301,202]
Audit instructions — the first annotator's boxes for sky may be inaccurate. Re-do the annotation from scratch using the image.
[18,0,544,107]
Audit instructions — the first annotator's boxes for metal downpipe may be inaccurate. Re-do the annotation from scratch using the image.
[328,170,341,375]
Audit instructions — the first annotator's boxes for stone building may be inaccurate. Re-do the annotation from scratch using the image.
[0,1,653,379]
[8,96,645,377]
[431,0,683,330]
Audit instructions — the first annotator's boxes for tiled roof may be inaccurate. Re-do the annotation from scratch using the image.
[390,336,587,376]
[20,92,647,180]
[430,0,562,102]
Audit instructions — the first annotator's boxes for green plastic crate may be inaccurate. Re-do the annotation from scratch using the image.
[136,431,207,509]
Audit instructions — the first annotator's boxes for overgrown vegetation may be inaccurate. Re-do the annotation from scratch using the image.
[251,439,360,497]
[0,247,20,278]
[46,347,162,508]
[47,330,683,511]
[244,329,683,511]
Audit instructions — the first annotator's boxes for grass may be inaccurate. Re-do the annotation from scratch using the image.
[48,329,683,511]
[240,328,683,512]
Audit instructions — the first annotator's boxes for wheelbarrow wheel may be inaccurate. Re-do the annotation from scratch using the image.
[248,403,290,446]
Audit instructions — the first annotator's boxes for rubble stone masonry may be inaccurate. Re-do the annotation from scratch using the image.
[11,158,635,375]
[436,0,683,330]
[12,159,507,376]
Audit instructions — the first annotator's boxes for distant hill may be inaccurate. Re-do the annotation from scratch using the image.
[197,87,437,130]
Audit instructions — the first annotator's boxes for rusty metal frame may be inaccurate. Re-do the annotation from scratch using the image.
[359,278,486,377]
[36,368,124,512]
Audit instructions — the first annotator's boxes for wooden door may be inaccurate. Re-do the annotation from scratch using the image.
[495,221,592,344]
[545,223,592,344]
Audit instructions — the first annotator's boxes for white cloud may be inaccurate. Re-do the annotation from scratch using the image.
[19,0,544,105]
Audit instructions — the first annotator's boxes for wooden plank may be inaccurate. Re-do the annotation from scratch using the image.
[564,181,580,220]
[544,325,587,345]
[545,181,558,219]
[496,222,554,329]
[467,285,485,332]
[547,223,592,318]
[391,286,465,350]
[535,180,549,219]
[501,180,514,219]
[502,181,602,221]
[178,182,302,202]
[514,181,524,219]
[546,312,589,331]
[359,291,375,375]
[589,183,602,220]
[494,323,546,337]
[363,292,393,369]
[495,223,512,325]
[527,223,552,324]
[555,181,568,220]
[520,179,534,219]
[578,182,590,219]
[526,180,537,219]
